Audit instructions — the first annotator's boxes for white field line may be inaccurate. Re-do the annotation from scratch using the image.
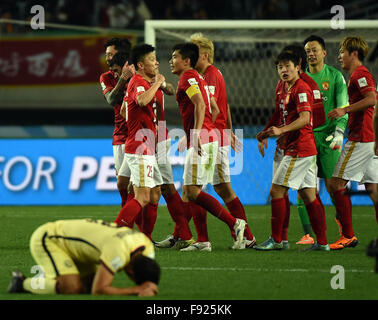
[162,266,374,273]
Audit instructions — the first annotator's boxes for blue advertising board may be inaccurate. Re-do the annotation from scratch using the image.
[0,138,371,206]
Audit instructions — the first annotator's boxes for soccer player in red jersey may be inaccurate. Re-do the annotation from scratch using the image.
[257,44,326,248]
[100,38,135,208]
[114,44,164,233]
[169,42,246,251]
[327,36,378,249]
[254,51,329,251]
[190,33,256,249]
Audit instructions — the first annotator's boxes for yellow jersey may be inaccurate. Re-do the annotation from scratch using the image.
[42,219,155,274]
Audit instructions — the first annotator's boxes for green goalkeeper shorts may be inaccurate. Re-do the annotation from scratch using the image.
[314,131,342,179]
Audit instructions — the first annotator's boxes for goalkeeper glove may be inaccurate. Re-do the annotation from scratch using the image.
[325,127,344,152]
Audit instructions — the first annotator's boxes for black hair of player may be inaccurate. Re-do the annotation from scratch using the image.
[172,43,199,68]
[282,44,307,71]
[104,37,132,56]
[130,255,161,285]
[130,44,155,70]
[275,51,300,67]
[108,52,129,68]
[303,35,326,50]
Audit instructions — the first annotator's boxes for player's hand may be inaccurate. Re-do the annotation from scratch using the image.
[137,281,158,297]
[266,126,282,137]
[192,131,202,156]
[325,127,344,152]
[155,73,166,86]
[256,130,270,142]
[327,107,347,120]
[178,135,187,153]
[121,61,135,81]
[231,132,243,153]
[258,139,267,157]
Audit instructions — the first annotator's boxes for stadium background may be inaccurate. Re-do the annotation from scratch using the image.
[0,0,377,206]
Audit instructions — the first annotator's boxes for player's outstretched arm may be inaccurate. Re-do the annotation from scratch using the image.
[267,111,310,137]
[328,91,376,120]
[91,264,157,296]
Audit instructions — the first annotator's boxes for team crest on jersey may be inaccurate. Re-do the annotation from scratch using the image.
[357,77,368,88]
[208,85,215,95]
[322,81,329,91]
[188,78,198,86]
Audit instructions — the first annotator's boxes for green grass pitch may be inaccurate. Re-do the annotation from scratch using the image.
[0,205,377,300]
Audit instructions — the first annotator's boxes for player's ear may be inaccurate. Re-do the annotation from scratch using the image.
[137,61,143,70]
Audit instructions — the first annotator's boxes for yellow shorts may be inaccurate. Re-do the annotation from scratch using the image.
[29,223,96,278]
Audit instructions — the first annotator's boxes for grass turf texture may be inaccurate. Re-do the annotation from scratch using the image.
[0,205,377,300]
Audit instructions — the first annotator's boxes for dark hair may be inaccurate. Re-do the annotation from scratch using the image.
[104,37,132,56]
[108,52,129,68]
[172,43,199,68]
[130,255,160,285]
[130,44,155,70]
[275,51,300,67]
[303,35,326,50]
[282,44,307,71]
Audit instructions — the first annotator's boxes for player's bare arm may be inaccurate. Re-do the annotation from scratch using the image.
[328,91,376,120]
[190,92,206,155]
[227,104,243,152]
[267,110,310,137]
[106,62,135,106]
[137,74,165,107]
[91,263,157,296]
[210,96,220,123]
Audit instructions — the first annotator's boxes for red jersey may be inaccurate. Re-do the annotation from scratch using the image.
[156,92,170,143]
[346,65,376,142]
[300,72,325,129]
[203,65,229,146]
[176,69,217,148]
[99,71,128,145]
[124,74,159,155]
[277,78,317,157]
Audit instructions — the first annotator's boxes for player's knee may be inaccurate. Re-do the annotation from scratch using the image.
[213,183,235,202]
[161,184,176,198]
[150,187,162,204]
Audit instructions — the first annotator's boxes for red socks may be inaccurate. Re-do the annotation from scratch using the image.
[164,191,192,240]
[195,191,236,230]
[190,202,209,242]
[305,198,328,245]
[114,198,142,227]
[140,203,158,240]
[281,194,290,241]
[270,198,286,243]
[226,197,254,240]
[333,189,354,238]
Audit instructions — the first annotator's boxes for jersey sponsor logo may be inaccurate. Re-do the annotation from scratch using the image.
[298,93,308,103]
[187,78,198,86]
[313,90,321,100]
[137,86,146,93]
[357,77,368,88]
[322,81,330,91]
[100,82,107,91]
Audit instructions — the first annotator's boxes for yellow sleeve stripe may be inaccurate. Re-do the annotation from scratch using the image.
[186,85,201,99]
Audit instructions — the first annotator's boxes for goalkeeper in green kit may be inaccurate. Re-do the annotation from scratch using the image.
[296,35,349,245]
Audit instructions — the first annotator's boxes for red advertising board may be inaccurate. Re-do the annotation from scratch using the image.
[0,34,135,86]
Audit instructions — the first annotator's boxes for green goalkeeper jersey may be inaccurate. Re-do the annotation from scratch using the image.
[306,63,349,134]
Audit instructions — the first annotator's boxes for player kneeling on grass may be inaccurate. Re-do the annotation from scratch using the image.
[254,51,329,251]
[8,219,160,296]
